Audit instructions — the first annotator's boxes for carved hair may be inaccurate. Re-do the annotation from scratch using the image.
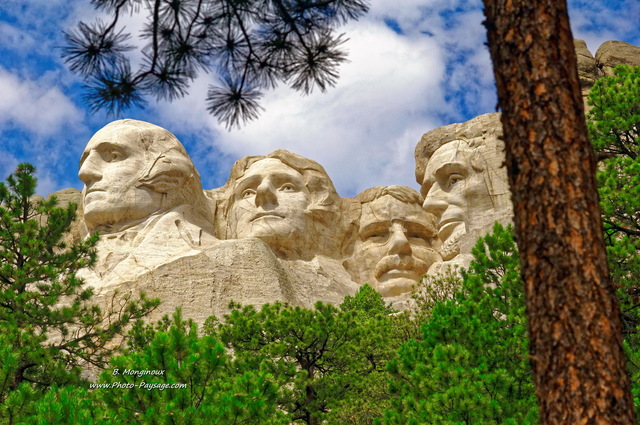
[414,113,504,186]
[354,185,424,206]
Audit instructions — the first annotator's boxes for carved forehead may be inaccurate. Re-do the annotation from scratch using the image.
[361,195,431,225]
[423,140,473,176]
[356,185,423,205]
[239,158,303,181]
[81,120,191,167]
[84,120,183,153]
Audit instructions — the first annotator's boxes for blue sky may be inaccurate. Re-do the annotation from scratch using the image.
[1,0,639,197]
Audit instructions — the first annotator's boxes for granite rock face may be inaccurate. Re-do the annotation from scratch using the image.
[74,122,363,324]
[343,185,441,298]
[76,120,217,295]
[45,188,84,246]
[595,40,640,77]
[575,39,601,102]
[575,39,640,110]
[48,40,638,324]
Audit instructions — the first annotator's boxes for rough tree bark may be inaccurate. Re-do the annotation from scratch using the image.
[481,1,637,424]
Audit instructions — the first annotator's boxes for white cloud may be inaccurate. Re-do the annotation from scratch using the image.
[0,22,38,53]
[0,68,82,137]
[150,19,448,197]
[568,1,640,53]
[43,0,490,197]
[3,0,635,198]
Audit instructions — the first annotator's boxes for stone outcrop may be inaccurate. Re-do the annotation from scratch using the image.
[89,238,295,324]
[74,124,362,324]
[46,40,638,324]
[595,41,640,77]
[575,39,640,110]
[575,39,601,101]
[76,120,218,294]
[45,188,84,245]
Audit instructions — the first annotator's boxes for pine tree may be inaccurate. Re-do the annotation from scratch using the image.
[340,283,395,317]
[383,224,537,425]
[482,1,635,422]
[210,287,398,425]
[26,385,116,425]
[328,285,401,425]
[587,65,640,343]
[0,164,158,420]
[587,65,640,419]
[61,0,370,128]
[94,310,286,424]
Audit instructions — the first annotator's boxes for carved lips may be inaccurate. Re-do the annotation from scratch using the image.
[375,255,424,281]
[436,216,464,241]
[83,187,106,200]
[250,212,285,222]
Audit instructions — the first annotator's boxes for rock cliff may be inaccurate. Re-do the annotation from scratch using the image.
[45,40,638,325]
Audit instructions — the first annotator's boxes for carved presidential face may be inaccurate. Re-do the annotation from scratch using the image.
[79,125,163,231]
[421,140,493,260]
[230,158,312,255]
[346,195,440,297]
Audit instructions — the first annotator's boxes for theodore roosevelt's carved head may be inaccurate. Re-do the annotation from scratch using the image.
[345,186,440,297]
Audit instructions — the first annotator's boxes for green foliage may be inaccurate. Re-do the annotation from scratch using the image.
[382,224,537,425]
[217,301,363,425]
[62,0,370,128]
[587,65,640,353]
[341,283,396,317]
[208,286,399,425]
[328,286,405,425]
[95,310,285,424]
[398,268,465,343]
[0,164,158,421]
[27,385,115,425]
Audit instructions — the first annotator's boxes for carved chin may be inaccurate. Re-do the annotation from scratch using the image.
[376,278,418,297]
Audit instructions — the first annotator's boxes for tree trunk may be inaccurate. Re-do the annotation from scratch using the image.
[481,1,637,423]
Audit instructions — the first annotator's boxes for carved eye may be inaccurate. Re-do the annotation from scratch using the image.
[280,183,296,192]
[448,174,464,187]
[109,151,123,161]
[367,230,389,240]
[241,189,256,199]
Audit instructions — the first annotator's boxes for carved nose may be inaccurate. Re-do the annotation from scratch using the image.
[78,152,102,184]
[254,181,277,208]
[422,185,448,218]
[388,228,412,256]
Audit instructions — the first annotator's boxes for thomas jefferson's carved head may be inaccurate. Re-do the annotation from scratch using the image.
[79,119,212,233]
[219,150,340,259]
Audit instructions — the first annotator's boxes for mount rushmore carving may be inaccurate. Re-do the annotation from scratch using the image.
[40,39,638,323]
[59,115,511,323]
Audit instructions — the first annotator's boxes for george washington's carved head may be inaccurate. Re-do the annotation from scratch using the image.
[79,119,212,232]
